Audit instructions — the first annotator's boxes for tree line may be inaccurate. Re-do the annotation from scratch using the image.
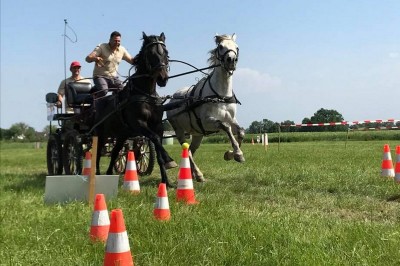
[246,108,400,134]
[0,123,55,142]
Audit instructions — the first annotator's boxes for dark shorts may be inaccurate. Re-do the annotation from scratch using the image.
[92,76,123,98]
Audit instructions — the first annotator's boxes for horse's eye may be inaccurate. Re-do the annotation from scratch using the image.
[218,44,223,50]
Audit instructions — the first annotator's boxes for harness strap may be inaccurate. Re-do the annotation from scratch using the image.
[168,73,241,136]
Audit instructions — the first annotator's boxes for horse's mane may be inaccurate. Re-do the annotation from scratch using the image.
[207,34,235,67]
[133,34,164,72]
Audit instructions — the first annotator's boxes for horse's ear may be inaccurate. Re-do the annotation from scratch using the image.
[214,33,220,44]
[232,33,236,42]
[160,32,166,42]
[142,32,148,40]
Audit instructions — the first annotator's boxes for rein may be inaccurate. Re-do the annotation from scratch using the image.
[168,60,220,79]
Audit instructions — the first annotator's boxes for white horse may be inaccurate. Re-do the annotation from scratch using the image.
[166,33,245,182]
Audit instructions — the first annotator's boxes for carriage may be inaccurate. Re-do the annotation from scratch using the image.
[45,32,244,187]
[45,83,156,177]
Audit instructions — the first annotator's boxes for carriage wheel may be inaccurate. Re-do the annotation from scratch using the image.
[62,130,83,175]
[135,138,155,176]
[47,134,63,175]
[113,144,127,174]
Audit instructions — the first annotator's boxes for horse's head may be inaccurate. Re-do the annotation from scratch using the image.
[135,32,169,87]
[209,34,239,75]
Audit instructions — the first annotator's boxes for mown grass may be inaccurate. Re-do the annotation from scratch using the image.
[1,140,400,265]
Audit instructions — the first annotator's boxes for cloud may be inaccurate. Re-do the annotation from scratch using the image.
[389,52,399,59]
[233,68,282,93]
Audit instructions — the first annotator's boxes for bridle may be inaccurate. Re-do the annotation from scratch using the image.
[215,42,239,73]
[143,40,169,72]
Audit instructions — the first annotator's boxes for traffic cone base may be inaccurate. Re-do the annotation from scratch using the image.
[90,210,110,242]
[176,189,198,205]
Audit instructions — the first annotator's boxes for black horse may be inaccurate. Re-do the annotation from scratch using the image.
[93,32,177,187]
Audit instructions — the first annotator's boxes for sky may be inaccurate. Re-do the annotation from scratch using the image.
[1,0,399,131]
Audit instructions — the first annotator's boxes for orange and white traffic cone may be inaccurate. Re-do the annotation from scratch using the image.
[154,183,170,221]
[123,151,140,194]
[394,146,400,183]
[82,151,92,176]
[176,143,198,205]
[104,209,133,266]
[381,144,395,178]
[90,194,110,242]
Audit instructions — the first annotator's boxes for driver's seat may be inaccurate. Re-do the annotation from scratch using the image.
[66,82,93,107]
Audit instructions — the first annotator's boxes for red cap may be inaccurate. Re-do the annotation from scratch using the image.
[70,61,81,68]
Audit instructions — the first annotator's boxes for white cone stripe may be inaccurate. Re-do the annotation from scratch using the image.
[91,210,110,226]
[123,181,140,190]
[382,169,395,177]
[397,154,400,162]
[84,160,91,168]
[177,178,194,189]
[155,197,169,209]
[382,152,392,160]
[180,157,190,168]
[126,160,137,171]
[105,232,130,253]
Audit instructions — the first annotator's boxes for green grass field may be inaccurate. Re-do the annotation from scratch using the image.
[1,140,400,265]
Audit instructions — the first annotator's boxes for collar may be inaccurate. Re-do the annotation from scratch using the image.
[108,43,120,52]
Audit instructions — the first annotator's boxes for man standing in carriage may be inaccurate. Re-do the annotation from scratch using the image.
[85,31,135,98]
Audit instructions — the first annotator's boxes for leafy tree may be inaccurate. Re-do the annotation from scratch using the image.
[0,128,6,140]
[302,108,346,132]
[247,121,262,134]
[8,122,36,141]
[247,119,280,133]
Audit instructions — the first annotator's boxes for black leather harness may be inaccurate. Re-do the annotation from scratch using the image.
[177,74,241,135]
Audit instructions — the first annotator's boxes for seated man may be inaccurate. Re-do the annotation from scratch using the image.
[57,61,92,113]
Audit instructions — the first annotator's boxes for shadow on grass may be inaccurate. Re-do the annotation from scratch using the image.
[387,194,400,202]
[3,172,47,193]
[139,175,164,188]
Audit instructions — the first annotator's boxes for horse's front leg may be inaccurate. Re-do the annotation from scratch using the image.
[212,119,245,163]
[147,132,176,188]
[232,121,245,148]
[106,138,125,175]
[95,136,105,175]
[188,135,205,182]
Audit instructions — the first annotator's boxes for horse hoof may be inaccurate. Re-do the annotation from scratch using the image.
[234,154,245,163]
[165,161,178,169]
[224,151,234,161]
